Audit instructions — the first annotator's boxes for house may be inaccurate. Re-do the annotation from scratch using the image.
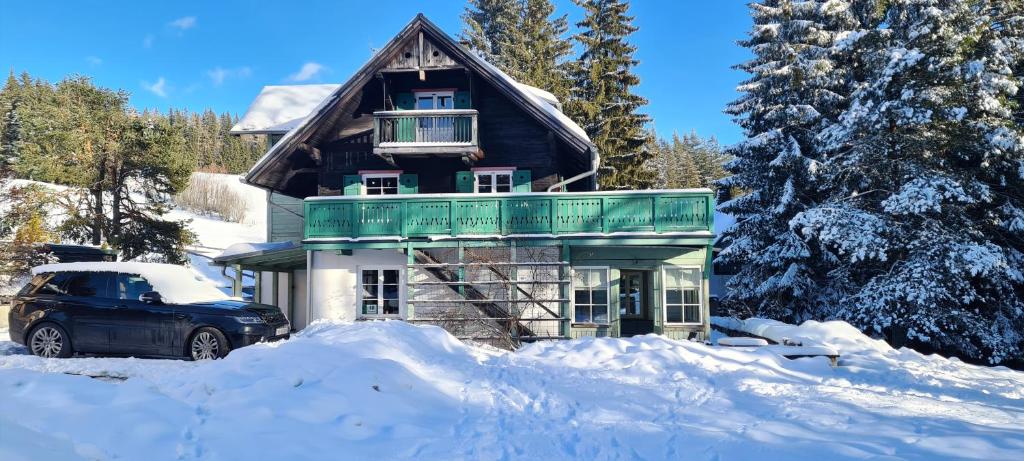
[216,14,715,343]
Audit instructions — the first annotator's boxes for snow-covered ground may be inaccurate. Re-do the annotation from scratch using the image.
[1,319,1022,460]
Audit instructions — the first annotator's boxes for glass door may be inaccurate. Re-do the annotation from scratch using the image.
[414,91,454,142]
[619,270,645,318]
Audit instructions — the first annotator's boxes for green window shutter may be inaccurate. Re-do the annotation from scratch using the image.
[399,174,418,194]
[512,170,532,192]
[343,175,362,195]
[454,91,472,109]
[455,171,474,193]
[394,93,415,110]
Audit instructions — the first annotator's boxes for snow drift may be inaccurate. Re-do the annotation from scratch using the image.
[1,320,1022,460]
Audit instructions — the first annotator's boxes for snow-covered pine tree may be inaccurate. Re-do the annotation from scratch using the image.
[566,0,651,189]
[800,0,1024,363]
[0,100,21,176]
[719,0,861,321]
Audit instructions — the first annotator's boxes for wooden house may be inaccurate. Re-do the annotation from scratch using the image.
[217,14,715,343]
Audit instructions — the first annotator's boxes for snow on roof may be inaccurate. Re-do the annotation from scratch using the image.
[230,84,341,134]
[216,241,297,260]
[477,58,590,142]
[515,82,560,109]
[32,262,233,304]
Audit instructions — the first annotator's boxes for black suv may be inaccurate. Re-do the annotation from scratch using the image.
[7,264,290,360]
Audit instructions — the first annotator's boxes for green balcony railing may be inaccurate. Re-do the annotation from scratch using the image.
[304,191,713,241]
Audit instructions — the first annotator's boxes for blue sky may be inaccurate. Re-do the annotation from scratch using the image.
[0,1,751,144]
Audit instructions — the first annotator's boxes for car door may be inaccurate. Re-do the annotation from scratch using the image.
[112,273,178,357]
[60,272,119,354]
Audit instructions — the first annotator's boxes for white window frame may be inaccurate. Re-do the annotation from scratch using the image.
[357,266,405,319]
[662,266,703,325]
[473,168,515,194]
[413,90,455,110]
[361,172,401,195]
[571,266,611,325]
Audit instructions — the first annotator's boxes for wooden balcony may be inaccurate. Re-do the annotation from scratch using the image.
[304,190,714,242]
[373,109,479,156]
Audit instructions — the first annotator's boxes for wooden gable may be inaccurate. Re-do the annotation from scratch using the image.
[385,32,459,71]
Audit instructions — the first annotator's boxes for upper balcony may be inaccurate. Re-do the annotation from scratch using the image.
[372,109,479,156]
[303,190,714,244]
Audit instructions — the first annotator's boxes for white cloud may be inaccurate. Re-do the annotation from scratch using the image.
[286,62,325,82]
[168,16,197,30]
[143,34,154,48]
[85,56,102,67]
[207,66,252,86]
[142,77,168,97]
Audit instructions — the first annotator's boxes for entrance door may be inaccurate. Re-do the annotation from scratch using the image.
[618,270,654,336]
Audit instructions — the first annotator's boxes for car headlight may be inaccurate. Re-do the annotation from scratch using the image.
[235,316,265,324]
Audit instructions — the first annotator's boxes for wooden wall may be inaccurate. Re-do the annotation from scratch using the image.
[312,70,586,195]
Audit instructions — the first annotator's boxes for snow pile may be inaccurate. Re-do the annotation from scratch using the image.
[713,316,890,355]
[31,262,232,304]
[2,320,1023,460]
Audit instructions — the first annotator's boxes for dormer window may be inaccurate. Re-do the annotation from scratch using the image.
[361,171,401,195]
[473,168,514,193]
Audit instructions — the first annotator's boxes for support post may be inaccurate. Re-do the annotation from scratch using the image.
[231,264,242,297]
[457,242,466,297]
[560,242,570,339]
[406,242,416,320]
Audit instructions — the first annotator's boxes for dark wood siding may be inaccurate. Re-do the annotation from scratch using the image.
[309,69,587,196]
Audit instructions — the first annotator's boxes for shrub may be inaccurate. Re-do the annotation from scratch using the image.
[174,174,248,223]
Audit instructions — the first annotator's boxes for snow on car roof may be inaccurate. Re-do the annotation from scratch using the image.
[230,84,342,134]
[32,262,232,304]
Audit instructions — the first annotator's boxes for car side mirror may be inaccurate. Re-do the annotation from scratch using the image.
[139,291,163,304]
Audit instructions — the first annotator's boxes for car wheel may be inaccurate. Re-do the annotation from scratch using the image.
[29,323,72,358]
[189,327,230,360]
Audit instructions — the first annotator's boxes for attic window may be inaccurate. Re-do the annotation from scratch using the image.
[404,52,413,58]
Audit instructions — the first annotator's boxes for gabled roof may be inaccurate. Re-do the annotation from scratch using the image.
[244,13,597,191]
[230,84,341,134]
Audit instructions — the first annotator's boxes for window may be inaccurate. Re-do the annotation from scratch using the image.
[474,169,513,193]
[414,90,454,110]
[573,267,609,324]
[117,273,155,301]
[62,272,115,298]
[664,267,702,324]
[362,173,400,195]
[360,268,402,317]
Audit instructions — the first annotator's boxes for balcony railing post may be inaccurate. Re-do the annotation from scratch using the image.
[471,113,478,147]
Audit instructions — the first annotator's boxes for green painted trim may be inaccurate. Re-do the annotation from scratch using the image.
[305,191,713,240]
[303,237,713,251]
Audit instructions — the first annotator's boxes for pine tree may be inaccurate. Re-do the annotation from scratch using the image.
[566,0,652,190]
[792,0,1024,363]
[461,0,574,101]
[461,0,522,66]
[0,100,22,175]
[718,0,862,321]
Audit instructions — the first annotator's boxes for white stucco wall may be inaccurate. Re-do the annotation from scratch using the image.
[308,249,407,324]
